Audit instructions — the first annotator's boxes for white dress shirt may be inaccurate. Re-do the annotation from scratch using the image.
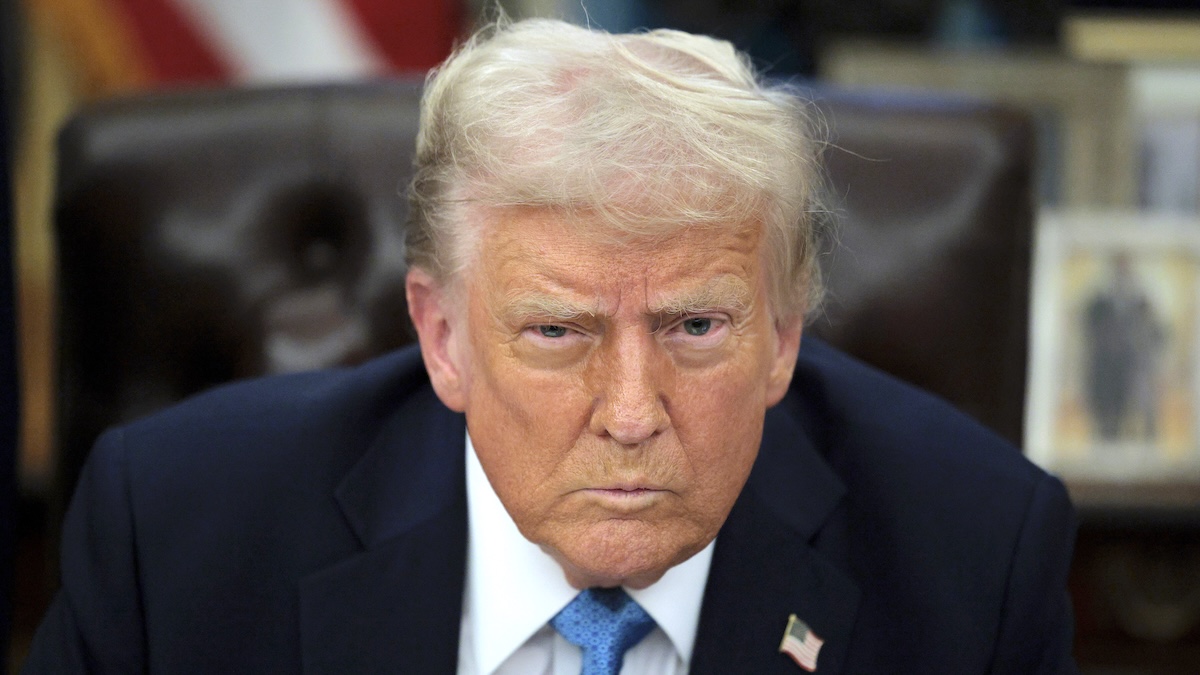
[456,433,715,675]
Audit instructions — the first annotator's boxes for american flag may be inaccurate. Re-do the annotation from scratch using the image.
[779,614,824,672]
[30,0,462,93]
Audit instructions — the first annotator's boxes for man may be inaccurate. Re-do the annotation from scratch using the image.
[25,18,1077,674]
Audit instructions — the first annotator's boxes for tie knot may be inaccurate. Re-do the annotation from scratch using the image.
[551,587,656,675]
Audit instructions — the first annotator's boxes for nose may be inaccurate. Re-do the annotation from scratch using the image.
[588,330,671,445]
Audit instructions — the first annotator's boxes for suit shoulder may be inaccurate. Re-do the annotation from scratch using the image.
[71,344,459,581]
[109,345,437,486]
[787,338,1070,542]
[785,340,1076,666]
[789,338,1052,501]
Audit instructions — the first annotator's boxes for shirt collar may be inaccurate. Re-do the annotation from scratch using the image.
[464,432,714,674]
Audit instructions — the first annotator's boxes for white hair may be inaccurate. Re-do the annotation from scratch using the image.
[405,17,828,320]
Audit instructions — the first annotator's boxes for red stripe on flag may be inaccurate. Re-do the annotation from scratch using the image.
[781,636,819,672]
[340,0,461,72]
[107,0,232,83]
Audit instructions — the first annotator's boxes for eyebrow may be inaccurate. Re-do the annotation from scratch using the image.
[502,291,601,322]
[500,275,753,322]
[648,275,753,317]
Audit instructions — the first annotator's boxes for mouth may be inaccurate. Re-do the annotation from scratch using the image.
[591,479,668,493]
[592,487,660,496]
[581,485,670,510]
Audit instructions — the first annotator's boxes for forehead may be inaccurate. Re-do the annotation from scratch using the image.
[468,207,766,308]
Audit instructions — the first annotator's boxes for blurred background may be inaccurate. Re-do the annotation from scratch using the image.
[5,0,1200,672]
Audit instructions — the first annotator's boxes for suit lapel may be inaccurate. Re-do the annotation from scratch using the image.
[296,346,862,672]
[299,387,469,674]
[690,399,861,674]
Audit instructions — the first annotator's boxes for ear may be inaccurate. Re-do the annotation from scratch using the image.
[406,267,470,412]
[765,316,803,407]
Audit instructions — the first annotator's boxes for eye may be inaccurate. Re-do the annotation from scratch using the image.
[538,324,569,338]
[663,315,728,351]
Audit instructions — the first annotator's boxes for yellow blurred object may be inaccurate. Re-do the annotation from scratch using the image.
[24,0,150,95]
[1065,13,1200,64]
[13,0,150,494]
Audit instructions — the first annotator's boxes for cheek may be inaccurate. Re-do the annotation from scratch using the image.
[464,296,590,443]
[464,346,595,500]
[474,347,592,436]
[673,366,766,495]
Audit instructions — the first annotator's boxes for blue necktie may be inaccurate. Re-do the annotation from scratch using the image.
[551,587,656,675]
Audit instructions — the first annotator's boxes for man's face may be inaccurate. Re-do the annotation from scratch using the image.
[407,207,802,589]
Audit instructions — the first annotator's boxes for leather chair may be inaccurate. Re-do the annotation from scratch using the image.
[51,81,1034,509]
[809,89,1033,447]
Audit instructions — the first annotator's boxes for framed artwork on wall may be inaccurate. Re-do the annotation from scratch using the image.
[1027,210,1200,505]
[820,41,1136,209]
[1131,65,1200,216]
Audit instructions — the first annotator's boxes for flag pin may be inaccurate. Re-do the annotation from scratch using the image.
[779,613,824,671]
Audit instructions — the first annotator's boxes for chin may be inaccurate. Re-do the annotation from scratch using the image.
[553,519,709,589]
[559,555,669,590]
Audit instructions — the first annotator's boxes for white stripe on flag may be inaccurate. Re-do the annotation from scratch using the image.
[779,615,824,671]
[170,0,386,82]
[781,633,821,671]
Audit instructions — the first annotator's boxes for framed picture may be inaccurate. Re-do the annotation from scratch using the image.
[820,41,1136,209]
[1131,66,1200,215]
[1026,210,1200,502]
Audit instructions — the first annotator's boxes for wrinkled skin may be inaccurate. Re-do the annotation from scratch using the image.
[406,207,802,589]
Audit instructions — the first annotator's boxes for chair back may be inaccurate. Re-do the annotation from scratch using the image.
[53,81,1035,502]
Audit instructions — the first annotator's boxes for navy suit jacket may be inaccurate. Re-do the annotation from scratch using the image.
[25,338,1077,673]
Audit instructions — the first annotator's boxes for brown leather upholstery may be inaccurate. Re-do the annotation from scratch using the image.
[53,81,1034,502]
[810,91,1034,448]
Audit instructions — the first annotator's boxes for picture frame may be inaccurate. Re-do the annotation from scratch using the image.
[1026,210,1200,506]
[820,41,1136,209]
[1130,65,1200,215]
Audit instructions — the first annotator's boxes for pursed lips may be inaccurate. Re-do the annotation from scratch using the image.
[586,478,668,492]
[580,483,671,509]
[592,487,657,494]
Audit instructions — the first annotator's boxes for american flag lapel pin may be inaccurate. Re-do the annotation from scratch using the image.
[779,613,824,671]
